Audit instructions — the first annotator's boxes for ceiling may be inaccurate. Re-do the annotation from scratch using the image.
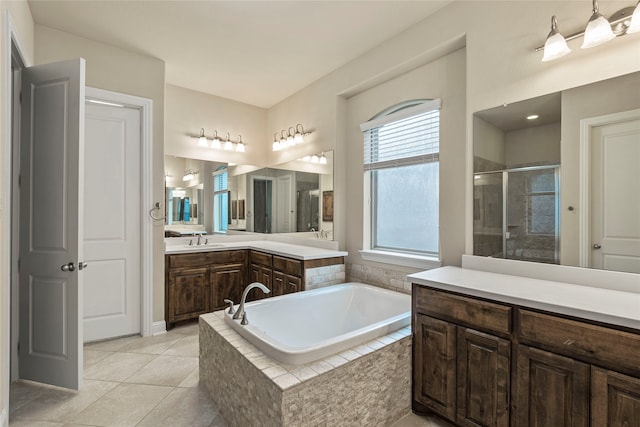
[28,1,450,108]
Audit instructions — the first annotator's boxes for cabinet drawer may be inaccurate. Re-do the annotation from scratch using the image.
[250,251,272,267]
[414,286,511,335]
[206,250,246,265]
[167,253,206,269]
[518,309,640,376]
[273,255,302,277]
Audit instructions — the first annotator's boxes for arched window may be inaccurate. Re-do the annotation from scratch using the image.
[360,99,441,259]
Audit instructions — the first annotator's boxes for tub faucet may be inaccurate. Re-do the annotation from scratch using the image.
[233,282,271,325]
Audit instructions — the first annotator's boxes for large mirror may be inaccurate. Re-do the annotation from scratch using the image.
[473,71,640,273]
[164,151,334,240]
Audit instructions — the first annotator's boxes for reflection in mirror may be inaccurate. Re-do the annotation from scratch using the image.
[473,93,561,264]
[472,71,640,273]
[164,151,334,240]
[228,151,334,239]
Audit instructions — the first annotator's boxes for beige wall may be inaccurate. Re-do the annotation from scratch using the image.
[505,123,561,168]
[346,48,467,272]
[262,0,640,276]
[34,25,167,322]
[165,84,267,167]
[1,1,35,423]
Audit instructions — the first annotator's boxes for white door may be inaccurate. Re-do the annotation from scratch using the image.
[83,95,141,342]
[276,174,292,232]
[590,115,640,273]
[19,58,85,390]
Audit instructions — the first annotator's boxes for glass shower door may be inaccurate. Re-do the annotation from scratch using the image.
[506,167,559,263]
[473,166,559,263]
[473,172,504,257]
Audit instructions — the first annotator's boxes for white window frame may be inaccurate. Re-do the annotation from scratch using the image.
[359,99,442,269]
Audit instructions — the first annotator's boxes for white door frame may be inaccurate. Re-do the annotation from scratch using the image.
[85,87,154,339]
[578,108,640,267]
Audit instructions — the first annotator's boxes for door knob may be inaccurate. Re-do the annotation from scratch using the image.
[61,262,76,272]
[593,243,602,249]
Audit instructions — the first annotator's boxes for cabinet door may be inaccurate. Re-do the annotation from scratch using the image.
[456,328,510,427]
[273,271,302,296]
[248,264,271,301]
[513,345,589,427]
[592,367,640,427]
[168,267,210,324]
[413,314,457,422]
[282,274,302,295]
[210,263,245,311]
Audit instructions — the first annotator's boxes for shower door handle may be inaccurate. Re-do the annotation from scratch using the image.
[593,243,601,249]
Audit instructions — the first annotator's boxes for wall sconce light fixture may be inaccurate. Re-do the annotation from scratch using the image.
[272,124,311,151]
[301,152,328,164]
[182,170,198,181]
[538,0,640,61]
[192,129,246,152]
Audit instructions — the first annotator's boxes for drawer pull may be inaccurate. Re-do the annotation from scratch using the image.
[563,339,574,346]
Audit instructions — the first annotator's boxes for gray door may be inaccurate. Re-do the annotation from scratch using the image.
[19,58,85,390]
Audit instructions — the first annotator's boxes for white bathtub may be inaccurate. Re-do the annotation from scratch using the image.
[223,282,411,365]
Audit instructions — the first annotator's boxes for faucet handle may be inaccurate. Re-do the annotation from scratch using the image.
[223,299,235,315]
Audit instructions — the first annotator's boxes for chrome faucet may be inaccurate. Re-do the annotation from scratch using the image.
[233,282,271,325]
[197,234,202,245]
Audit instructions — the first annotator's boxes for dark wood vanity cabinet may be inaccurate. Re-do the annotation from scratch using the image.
[167,267,210,324]
[249,251,303,299]
[412,284,640,427]
[413,286,511,426]
[513,345,589,427]
[165,250,248,328]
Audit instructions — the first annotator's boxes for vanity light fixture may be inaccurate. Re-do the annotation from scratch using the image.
[537,0,639,61]
[224,133,234,151]
[272,132,281,151]
[192,129,247,152]
[300,152,328,164]
[236,135,245,152]
[211,131,221,149]
[182,170,198,181]
[542,16,571,61]
[582,0,616,48]
[197,128,208,147]
[271,124,312,151]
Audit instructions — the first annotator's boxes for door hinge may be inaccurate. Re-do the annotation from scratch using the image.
[17,259,20,272]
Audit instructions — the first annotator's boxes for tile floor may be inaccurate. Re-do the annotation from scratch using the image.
[9,320,451,427]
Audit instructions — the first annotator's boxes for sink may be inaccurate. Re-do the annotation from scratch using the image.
[183,243,223,248]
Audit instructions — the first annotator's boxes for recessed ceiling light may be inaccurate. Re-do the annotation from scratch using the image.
[527,114,539,120]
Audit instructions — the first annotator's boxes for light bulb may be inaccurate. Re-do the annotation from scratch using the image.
[582,1,615,49]
[542,17,571,62]
[627,1,640,34]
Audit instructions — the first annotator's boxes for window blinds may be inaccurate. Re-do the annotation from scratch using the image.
[361,99,441,171]
[213,171,228,192]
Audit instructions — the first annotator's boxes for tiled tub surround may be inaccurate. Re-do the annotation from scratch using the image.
[200,311,412,426]
[347,262,413,294]
[304,263,346,290]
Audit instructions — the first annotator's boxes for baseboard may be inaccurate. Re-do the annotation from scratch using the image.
[152,321,167,336]
[1,407,7,427]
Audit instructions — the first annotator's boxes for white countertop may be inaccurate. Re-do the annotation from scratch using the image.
[165,239,347,261]
[408,266,640,331]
